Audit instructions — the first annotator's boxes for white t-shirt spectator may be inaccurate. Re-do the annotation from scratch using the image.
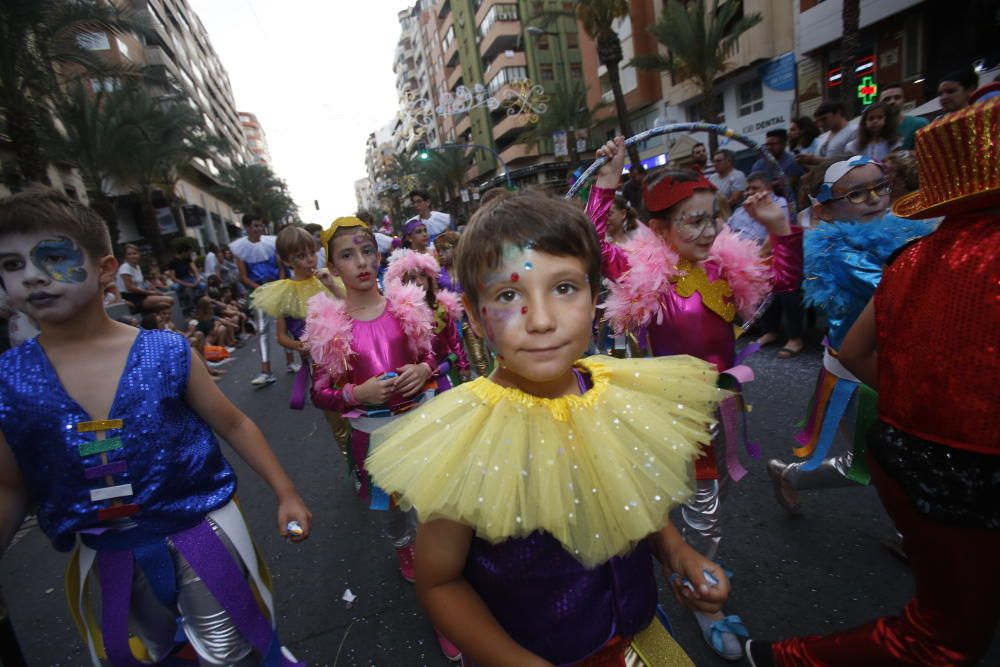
[709,169,748,202]
[727,194,791,244]
[816,121,859,158]
[203,251,219,277]
[116,262,145,293]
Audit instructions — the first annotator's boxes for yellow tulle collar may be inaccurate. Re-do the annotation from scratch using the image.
[367,355,722,567]
[468,358,611,422]
[249,276,332,320]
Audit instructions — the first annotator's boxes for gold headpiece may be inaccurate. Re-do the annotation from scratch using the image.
[319,216,369,251]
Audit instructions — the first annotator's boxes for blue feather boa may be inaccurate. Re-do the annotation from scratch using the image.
[803,215,935,339]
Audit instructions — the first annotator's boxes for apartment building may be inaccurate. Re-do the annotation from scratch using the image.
[239,112,272,167]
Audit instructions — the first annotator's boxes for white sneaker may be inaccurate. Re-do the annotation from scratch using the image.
[250,373,276,386]
[287,361,302,374]
[206,358,234,368]
[225,346,237,354]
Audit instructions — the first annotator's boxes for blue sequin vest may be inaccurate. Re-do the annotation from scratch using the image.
[0,329,236,552]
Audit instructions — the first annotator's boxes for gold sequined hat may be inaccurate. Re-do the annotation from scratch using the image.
[893,89,1000,219]
[319,216,369,251]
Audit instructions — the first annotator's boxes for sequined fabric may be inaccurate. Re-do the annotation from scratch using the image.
[0,329,236,552]
[875,214,1000,454]
[465,533,656,666]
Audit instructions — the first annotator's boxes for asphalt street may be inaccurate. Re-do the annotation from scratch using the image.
[2,334,998,666]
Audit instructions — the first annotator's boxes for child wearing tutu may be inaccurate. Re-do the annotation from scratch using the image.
[366,190,731,666]
[0,189,310,666]
[384,248,470,391]
[249,225,350,452]
[589,137,803,659]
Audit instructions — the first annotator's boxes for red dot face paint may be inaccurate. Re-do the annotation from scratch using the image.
[520,306,527,315]
[510,272,519,282]
[481,307,487,315]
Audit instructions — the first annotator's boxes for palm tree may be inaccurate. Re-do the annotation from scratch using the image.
[416,147,468,212]
[630,0,762,152]
[840,0,861,118]
[110,88,217,256]
[215,162,297,226]
[45,80,131,244]
[518,80,597,169]
[0,0,143,186]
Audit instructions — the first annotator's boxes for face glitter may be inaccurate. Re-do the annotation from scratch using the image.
[31,236,87,283]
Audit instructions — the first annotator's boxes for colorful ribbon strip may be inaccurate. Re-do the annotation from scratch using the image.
[800,379,858,471]
[78,437,123,457]
[77,419,124,433]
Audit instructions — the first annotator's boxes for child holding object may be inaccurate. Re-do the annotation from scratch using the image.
[366,190,730,666]
[0,188,310,666]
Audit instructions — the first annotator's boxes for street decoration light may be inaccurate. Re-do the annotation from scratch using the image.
[400,79,549,139]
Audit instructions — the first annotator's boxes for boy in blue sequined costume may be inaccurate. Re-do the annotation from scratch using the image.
[0,189,312,666]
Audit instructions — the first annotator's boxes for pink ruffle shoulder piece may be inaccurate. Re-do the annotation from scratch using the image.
[602,226,682,335]
[707,227,772,320]
[303,292,353,390]
[435,289,464,323]
[385,281,435,358]
[384,248,441,286]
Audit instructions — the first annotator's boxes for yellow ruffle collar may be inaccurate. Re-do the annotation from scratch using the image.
[367,355,723,567]
[249,276,337,320]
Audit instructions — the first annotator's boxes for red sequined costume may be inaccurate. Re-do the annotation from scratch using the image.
[769,214,1000,666]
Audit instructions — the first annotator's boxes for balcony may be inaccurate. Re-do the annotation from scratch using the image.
[478,9,521,60]
[491,110,530,142]
[444,32,459,69]
[446,65,463,91]
[455,113,471,137]
[499,142,537,165]
[436,0,451,19]
[483,50,526,81]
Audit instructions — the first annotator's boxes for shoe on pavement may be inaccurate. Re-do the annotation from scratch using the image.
[745,640,775,667]
[435,629,462,662]
[287,360,302,374]
[250,373,276,386]
[767,459,802,515]
[225,346,237,354]
[882,530,908,561]
[694,609,747,661]
[396,543,415,583]
[206,358,234,368]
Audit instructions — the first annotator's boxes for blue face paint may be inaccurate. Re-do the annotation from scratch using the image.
[30,236,88,283]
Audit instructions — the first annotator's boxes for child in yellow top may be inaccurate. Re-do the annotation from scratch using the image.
[367,190,730,666]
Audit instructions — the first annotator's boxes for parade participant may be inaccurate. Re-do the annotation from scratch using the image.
[767,156,934,514]
[400,218,431,254]
[366,189,730,667]
[384,249,470,392]
[304,217,464,660]
[846,102,900,161]
[433,230,461,292]
[0,188,311,666]
[592,137,803,660]
[230,212,285,386]
[606,194,641,246]
[748,82,1000,667]
[405,188,452,240]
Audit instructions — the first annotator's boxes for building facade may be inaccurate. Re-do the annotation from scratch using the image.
[239,112,272,166]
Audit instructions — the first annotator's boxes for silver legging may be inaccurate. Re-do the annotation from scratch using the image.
[783,451,856,490]
[96,520,256,666]
[385,507,418,549]
[253,308,271,365]
[679,429,730,561]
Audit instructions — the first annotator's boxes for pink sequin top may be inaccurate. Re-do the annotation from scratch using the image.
[588,186,802,371]
[311,307,435,414]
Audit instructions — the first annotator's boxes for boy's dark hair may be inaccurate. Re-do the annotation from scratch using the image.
[140,313,161,330]
[303,223,323,234]
[765,128,788,141]
[940,70,978,91]
[815,101,845,117]
[478,187,511,208]
[0,187,112,259]
[275,225,315,262]
[408,189,431,202]
[881,81,903,91]
[206,274,222,287]
[714,148,736,162]
[242,212,263,226]
[455,191,602,312]
[746,171,772,187]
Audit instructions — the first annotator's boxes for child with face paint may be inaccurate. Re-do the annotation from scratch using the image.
[766,156,935,517]
[0,189,311,666]
[384,248,471,391]
[435,230,493,378]
[365,190,730,667]
[588,136,803,660]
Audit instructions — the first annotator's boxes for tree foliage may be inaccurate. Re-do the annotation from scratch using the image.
[215,163,298,226]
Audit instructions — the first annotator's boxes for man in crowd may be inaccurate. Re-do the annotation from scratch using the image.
[798,101,858,166]
[937,69,978,115]
[405,189,452,241]
[710,149,747,209]
[879,83,928,149]
[165,242,204,313]
[691,141,716,178]
[752,129,805,202]
[621,165,645,213]
[727,172,792,244]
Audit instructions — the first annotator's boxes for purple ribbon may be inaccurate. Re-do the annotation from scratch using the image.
[289,363,309,410]
[98,550,146,666]
[720,397,748,482]
[733,341,761,366]
[171,521,304,666]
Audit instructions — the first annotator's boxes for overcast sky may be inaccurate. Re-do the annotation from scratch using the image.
[188,0,402,225]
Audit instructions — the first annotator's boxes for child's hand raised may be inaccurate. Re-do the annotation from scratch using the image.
[277,490,312,543]
[354,372,397,404]
[595,136,627,190]
[743,191,791,236]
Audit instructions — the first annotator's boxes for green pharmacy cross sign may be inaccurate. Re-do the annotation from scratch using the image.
[858,76,878,105]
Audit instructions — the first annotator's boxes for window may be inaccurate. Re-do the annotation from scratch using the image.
[487,66,528,95]
[570,63,582,78]
[442,25,455,52]
[540,64,554,81]
[478,4,519,41]
[116,36,131,59]
[77,31,110,50]
[536,35,549,50]
[566,32,579,49]
[738,78,763,116]
[89,77,119,93]
[532,1,543,17]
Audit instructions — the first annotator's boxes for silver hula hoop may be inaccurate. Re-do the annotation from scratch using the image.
[564,122,790,201]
